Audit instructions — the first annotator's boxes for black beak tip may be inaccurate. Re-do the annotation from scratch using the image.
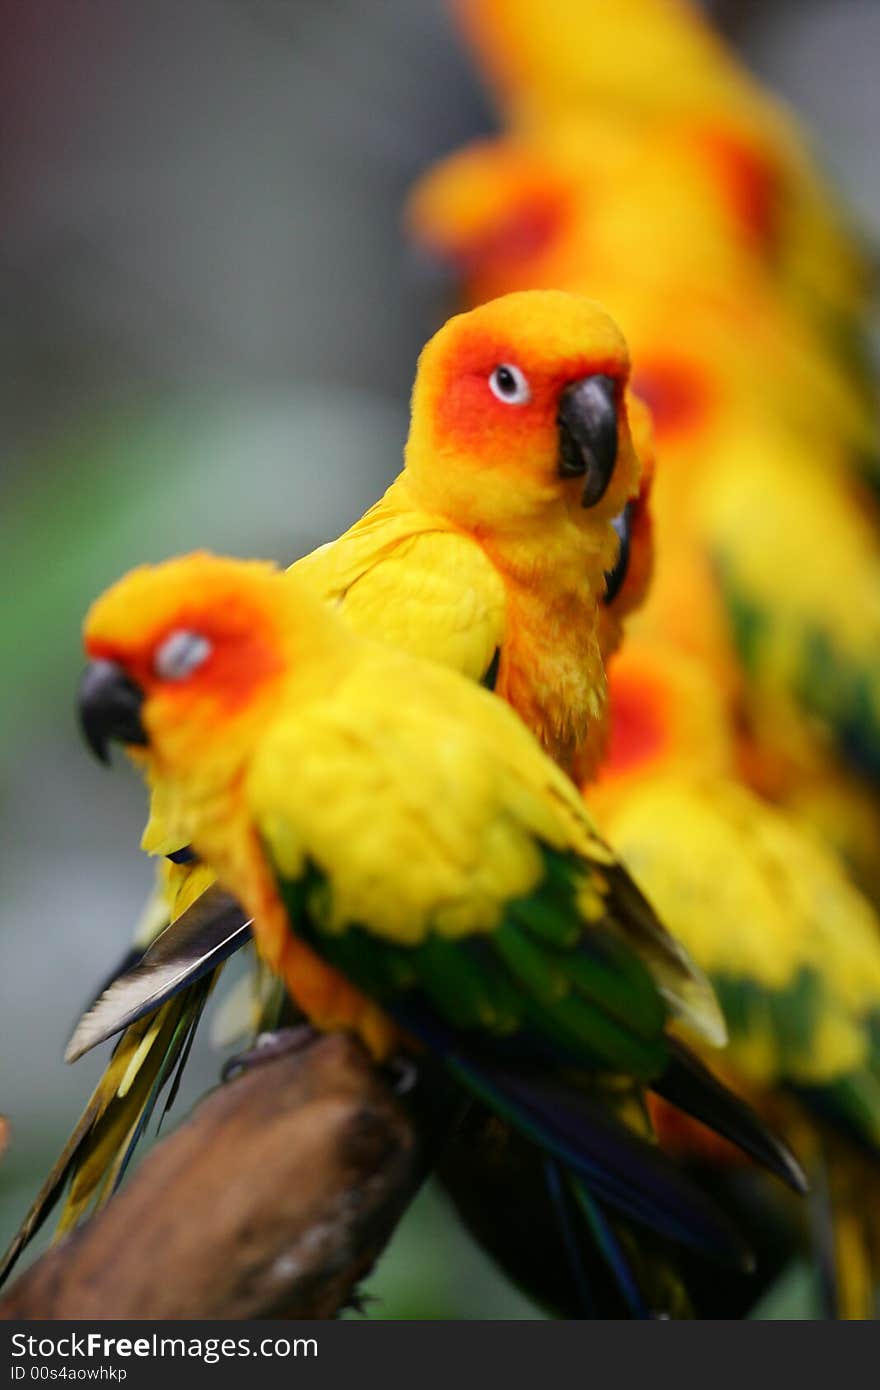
[83,725,113,767]
[77,660,147,766]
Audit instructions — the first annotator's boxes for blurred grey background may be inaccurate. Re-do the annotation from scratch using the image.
[1,0,877,1319]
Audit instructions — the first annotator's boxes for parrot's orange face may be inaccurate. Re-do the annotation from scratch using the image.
[406,139,573,300]
[406,289,641,531]
[79,554,292,769]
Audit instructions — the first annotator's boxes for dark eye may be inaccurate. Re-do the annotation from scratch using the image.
[154,629,213,681]
[602,504,632,606]
[489,363,531,405]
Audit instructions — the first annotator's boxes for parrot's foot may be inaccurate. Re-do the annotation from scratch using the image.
[384,1054,419,1096]
[221,1024,318,1081]
[345,1288,379,1317]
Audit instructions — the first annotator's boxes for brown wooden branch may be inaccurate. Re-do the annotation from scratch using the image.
[0,1030,429,1320]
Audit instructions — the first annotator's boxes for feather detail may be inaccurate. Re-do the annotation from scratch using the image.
[66,886,251,1062]
[653,1041,807,1194]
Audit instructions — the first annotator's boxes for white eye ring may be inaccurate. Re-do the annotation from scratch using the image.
[154,629,213,681]
[489,363,531,405]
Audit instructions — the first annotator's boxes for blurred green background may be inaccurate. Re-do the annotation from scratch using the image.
[2,0,877,1318]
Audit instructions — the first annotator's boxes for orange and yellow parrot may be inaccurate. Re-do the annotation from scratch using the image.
[405,25,880,875]
[450,0,871,344]
[590,640,880,1318]
[0,290,656,1284]
[437,640,880,1319]
[406,128,874,464]
[70,554,805,1279]
[400,0,880,1317]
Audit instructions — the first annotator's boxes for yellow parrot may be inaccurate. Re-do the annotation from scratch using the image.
[450,0,871,341]
[0,289,654,1281]
[589,639,880,1317]
[406,125,874,468]
[404,78,880,895]
[400,0,880,1317]
[72,553,804,1281]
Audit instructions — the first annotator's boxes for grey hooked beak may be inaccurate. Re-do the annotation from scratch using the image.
[78,660,147,765]
[557,373,619,507]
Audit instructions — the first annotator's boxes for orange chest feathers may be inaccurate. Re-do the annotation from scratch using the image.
[496,579,607,776]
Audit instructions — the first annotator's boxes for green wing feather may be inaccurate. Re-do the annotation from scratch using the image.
[714,970,880,1151]
[703,438,880,783]
[279,846,677,1082]
[719,562,880,782]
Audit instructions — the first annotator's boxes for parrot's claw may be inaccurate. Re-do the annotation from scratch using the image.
[221,1024,318,1081]
[385,1054,419,1096]
[345,1288,378,1316]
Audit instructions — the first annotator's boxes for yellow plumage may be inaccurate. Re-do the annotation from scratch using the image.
[406,0,880,933]
[597,768,880,1092]
[81,554,734,1081]
[290,485,508,690]
[409,0,880,1315]
[137,289,644,867]
[452,0,869,334]
[252,662,576,947]
[8,288,650,1256]
[89,553,718,1051]
[592,642,880,1315]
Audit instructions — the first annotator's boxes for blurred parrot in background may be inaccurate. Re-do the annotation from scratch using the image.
[401,0,880,1318]
[69,554,805,1286]
[406,128,875,463]
[0,290,660,1287]
[435,636,880,1318]
[591,640,880,1318]
[450,0,872,348]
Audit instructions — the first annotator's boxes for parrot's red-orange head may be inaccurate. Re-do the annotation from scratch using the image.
[405,289,642,540]
[79,553,341,773]
[406,139,573,301]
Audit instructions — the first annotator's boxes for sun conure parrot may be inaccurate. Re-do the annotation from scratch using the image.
[588,639,880,1318]
[449,0,872,348]
[72,553,811,1281]
[400,9,880,1313]
[426,395,880,1316]
[404,121,880,900]
[629,347,880,902]
[435,635,880,1319]
[406,125,874,475]
[0,289,657,1283]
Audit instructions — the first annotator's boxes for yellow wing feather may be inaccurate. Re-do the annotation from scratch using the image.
[251,646,606,947]
[594,772,880,1088]
[246,641,724,1049]
[295,511,506,684]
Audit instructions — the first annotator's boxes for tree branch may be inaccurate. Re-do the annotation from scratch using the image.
[0,1030,429,1320]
